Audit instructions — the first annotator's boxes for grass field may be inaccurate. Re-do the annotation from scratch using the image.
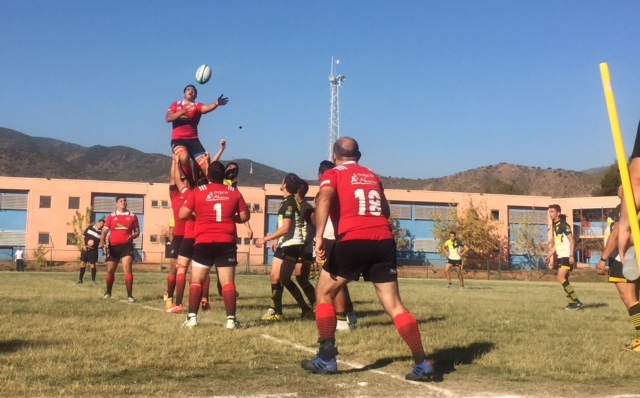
[2,271,640,398]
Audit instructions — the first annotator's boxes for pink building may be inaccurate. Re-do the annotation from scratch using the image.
[0,176,619,267]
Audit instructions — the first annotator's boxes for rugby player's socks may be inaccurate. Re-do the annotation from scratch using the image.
[105,273,115,294]
[561,280,578,303]
[628,302,640,338]
[91,267,96,282]
[316,303,337,340]
[297,277,316,308]
[203,273,211,301]
[188,281,202,315]
[393,311,426,363]
[284,280,311,312]
[221,284,237,317]
[270,283,283,314]
[78,266,86,282]
[336,312,347,322]
[125,274,133,297]
[175,273,187,305]
[167,274,176,299]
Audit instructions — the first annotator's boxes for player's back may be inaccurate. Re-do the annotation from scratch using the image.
[322,162,393,241]
[189,183,247,244]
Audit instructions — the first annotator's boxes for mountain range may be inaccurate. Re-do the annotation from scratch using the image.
[0,127,606,197]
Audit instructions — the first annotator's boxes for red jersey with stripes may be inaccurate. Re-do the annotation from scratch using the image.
[182,182,248,244]
[170,185,190,236]
[104,211,140,245]
[169,101,204,140]
[319,161,393,242]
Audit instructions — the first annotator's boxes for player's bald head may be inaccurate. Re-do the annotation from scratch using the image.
[333,137,361,162]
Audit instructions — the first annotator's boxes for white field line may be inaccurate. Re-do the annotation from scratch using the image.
[119,301,639,398]
[261,334,455,397]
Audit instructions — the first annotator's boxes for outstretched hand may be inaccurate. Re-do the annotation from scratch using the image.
[217,94,229,106]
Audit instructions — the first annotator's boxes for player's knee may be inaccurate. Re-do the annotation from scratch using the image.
[173,146,189,161]
[196,153,210,168]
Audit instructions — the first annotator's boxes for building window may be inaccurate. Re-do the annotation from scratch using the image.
[236,237,242,245]
[151,200,159,208]
[66,233,77,245]
[150,234,159,244]
[40,196,51,208]
[161,200,170,208]
[68,197,80,210]
[243,238,252,245]
[491,210,500,221]
[253,203,262,213]
[38,232,50,245]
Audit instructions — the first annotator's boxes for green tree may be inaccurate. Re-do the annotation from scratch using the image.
[66,207,94,256]
[510,210,549,269]
[31,245,49,268]
[592,161,621,196]
[431,198,504,264]
[480,178,525,195]
[389,215,411,251]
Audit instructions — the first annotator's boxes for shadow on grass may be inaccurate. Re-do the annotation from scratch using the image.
[582,303,608,309]
[0,339,56,353]
[430,341,495,375]
[336,341,494,382]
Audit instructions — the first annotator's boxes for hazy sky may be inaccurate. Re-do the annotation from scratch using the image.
[2,1,640,180]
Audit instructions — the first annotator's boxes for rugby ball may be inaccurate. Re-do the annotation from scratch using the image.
[195,64,212,84]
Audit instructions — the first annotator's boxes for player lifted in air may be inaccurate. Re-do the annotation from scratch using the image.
[166,84,228,185]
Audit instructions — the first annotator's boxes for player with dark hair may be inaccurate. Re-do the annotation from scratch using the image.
[303,137,434,381]
[545,204,584,310]
[443,231,469,288]
[77,218,105,284]
[179,161,250,329]
[255,173,312,321]
[99,196,140,302]
[597,186,640,351]
[166,84,228,185]
[316,160,357,331]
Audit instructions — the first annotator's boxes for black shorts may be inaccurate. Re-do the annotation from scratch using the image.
[297,251,313,263]
[608,259,637,283]
[167,235,184,260]
[81,248,99,263]
[447,259,462,267]
[192,242,238,268]
[274,244,305,263]
[108,243,134,262]
[178,237,195,259]
[171,139,206,158]
[558,257,574,271]
[326,239,397,283]
[320,239,336,270]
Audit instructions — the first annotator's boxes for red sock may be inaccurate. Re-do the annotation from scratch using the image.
[222,284,237,316]
[188,281,203,315]
[106,273,115,294]
[316,303,336,340]
[393,311,425,362]
[167,274,176,298]
[125,274,133,297]
[203,273,211,301]
[175,273,186,305]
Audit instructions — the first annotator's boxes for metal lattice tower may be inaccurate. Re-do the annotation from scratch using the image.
[328,57,346,160]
